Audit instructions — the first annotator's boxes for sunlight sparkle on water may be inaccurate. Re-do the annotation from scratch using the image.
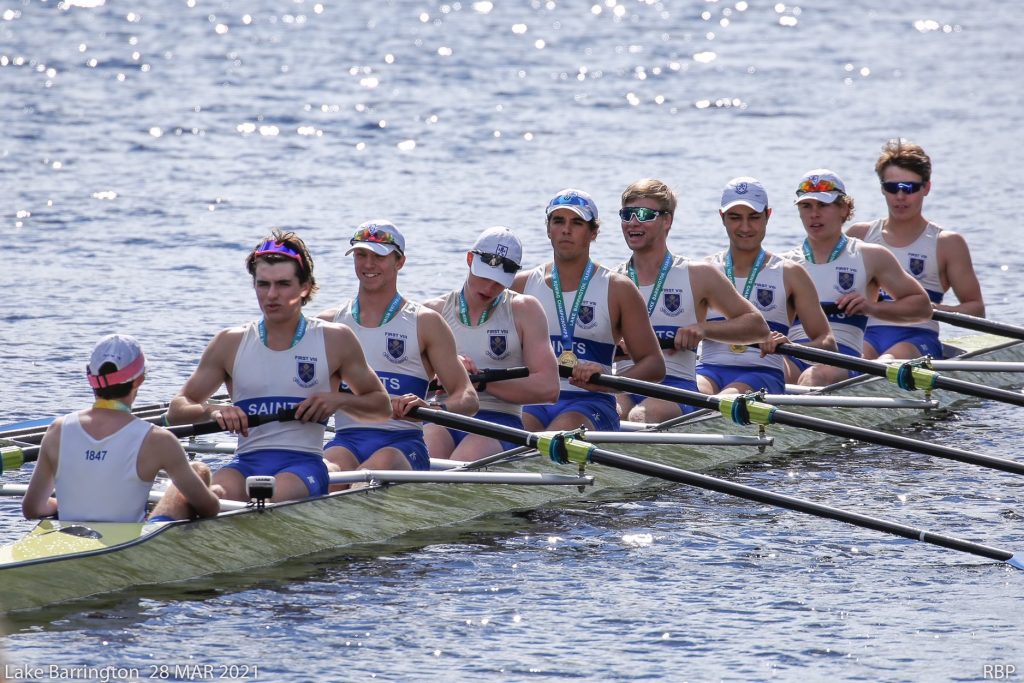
[693,51,716,63]
[472,1,493,12]
[397,140,416,151]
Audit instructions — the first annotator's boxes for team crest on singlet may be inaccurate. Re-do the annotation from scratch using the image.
[577,303,597,328]
[662,292,682,315]
[295,358,317,388]
[487,333,509,360]
[836,271,855,292]
[756,287,775,310]
[385,333,408,363]
[909,256,925,277]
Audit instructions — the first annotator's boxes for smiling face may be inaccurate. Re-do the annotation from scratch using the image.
[352,248,404,294]
[253,260,310,322]
[881,165,930,221]
[546,208,597,261]
[620,197,672,254]
[720,204,770,253]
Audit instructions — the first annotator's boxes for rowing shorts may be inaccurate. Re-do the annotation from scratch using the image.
[787,341,861,378]
[524,392,620,431]
[222,449,330,497]
[447,409,524,452]
[864,325,943,358]
[626,375,702,414]
[695,364,786,395]
[324,428,431,471]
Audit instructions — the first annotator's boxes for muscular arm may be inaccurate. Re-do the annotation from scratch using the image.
[149,429,221,519]
[782,262,836,351]
[167,328,241,429]
[692,263,769,344]
[420,309,479,415]
[936,231,985,317]
[856,245,932,323]
[610,274,665,383]
[845,222,870,240]
[481,294,560,405]
[22,421,61,519]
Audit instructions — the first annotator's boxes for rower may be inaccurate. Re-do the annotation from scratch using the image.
[697,177,834,396]
[511,188,665,432]
[22,334,223,522]
[422,227,558,460]
[785,170,932,386]
[846,139,985,360]
[167,230,391,502]
[614,178,768,423]
[317,220,478,478]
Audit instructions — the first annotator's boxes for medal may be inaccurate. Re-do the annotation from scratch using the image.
[729,344,746,354]
[558,350,578,367]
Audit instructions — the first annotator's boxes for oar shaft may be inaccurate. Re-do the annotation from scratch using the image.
[931,310,1024,341]
[428,366,530,393]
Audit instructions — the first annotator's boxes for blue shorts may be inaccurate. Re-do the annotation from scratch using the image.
[627,375,701,415]
[695,364,786,395]
[448,409,524,452]
[524,392,620,431]
[222,449,329,497]
[865,325,943,358]
[324,428,431,471]
[788,342,861,378]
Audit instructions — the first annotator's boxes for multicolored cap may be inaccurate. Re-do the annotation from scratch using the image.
[346,220,406,256]
[721,177,769,212]
[794,169,847,204]
[87,334,146,389]
[546,189,598,222]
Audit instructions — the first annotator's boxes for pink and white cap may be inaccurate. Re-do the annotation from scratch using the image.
[87,334,146,389]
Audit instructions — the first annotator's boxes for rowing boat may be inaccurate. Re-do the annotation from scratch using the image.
[1,332,1022,612]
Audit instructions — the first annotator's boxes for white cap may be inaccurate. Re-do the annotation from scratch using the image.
[345,220,406,256]
[469,226,523,289]
[546,188,598,222]
[87,334,146,389]
[794,169,847,204]
[721,177,769,212]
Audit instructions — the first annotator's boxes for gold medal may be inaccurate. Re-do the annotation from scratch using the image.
[558,350,578,367]
[730,344,746,354]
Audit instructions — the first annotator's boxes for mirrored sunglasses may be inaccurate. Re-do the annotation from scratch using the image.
[549,193,592,209]
[351,227,402,251]
[619,207,667,222]
[473,250,521,273]
[796,179,844,195]
[254,239,304,265]
[881,181,925,194]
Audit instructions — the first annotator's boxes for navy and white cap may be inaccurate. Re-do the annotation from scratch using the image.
[720,177,769,212]
[546,188,598,222]
[794,169,847,204]
[469,226,523,289]
[346,220,406,256]
[87,334,146,389]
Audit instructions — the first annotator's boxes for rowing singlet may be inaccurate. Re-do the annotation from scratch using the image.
[232,318,331,456]
[333,299,430,432]
[700,251,788,373]
[613,255,697,381]
[785,237,869,352]
[438,288,524,417]
[861,219,943,334]
[55,411,152,522]
[522,262,616,396]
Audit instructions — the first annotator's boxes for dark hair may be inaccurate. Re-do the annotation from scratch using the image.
[245,229,319,305]
[92,361,136,400]
[875,138,932,183]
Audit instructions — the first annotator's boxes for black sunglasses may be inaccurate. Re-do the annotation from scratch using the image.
[881,181,925,195]
[473,251,521,273]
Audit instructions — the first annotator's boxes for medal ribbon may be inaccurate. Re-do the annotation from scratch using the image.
[352,292,404,327]
[458,287,503,327]
[258,315,307,349]
[626,252,673,316]
[551,260,595,355]
[725,249,768,301]
[802,234,847,264]
[92,399,132,413]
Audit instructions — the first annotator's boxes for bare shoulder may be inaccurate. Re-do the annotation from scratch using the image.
[314,306,340,322]
[416,304,450,335]
[846,221,870,239]
[509,290,544,316]
[936,227,971,251]
[144,424,187,455]
[320,319,359,343]
[421,294,446,314]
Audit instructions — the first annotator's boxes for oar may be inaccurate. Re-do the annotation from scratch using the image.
[427,366,529,392]
[931,310,1024,342]
[770,342,1024,408]
[407,406,1023,570]
[555,367,1024,476]
[0,409,296,475]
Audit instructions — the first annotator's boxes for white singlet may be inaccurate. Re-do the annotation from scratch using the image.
[861,219,943,333]
[785,237,869,352]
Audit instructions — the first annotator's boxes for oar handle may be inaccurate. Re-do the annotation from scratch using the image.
[615,337,692,358]
[428,366,530,393]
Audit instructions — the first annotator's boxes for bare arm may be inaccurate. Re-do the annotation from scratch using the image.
[149,429,221,519]
[481,294,559,405]
[767,262,836,353]
[608,274,665,384]
[845,222,870,240]
[936,230,985,317]
[417,309,479,416]
[167,328,245,432]
[855,245,932,323]
[22,421,61,519]
[510,269,530,294]
[691,263,770,344]
[294,324,392,423]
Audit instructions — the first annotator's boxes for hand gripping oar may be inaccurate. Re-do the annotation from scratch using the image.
[0,409,296,475]
[407,406,1023,570]
[930,310,1024,342]
[555,366,1024,477]
[770,342,1024,408]
[427,366,529,393]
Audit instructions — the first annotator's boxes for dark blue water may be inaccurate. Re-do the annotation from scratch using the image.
[2,1,1023,680]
